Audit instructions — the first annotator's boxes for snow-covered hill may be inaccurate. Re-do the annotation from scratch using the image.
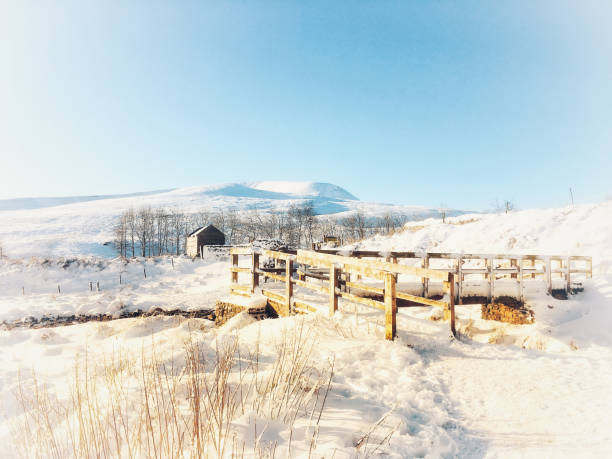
[0,181,465,258]
[1,199,611,457]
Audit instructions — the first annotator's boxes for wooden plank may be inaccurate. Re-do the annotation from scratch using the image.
[423,255,429,297]
[396,292,446,308]
[230,266,251,273]
[566,256,571,294]
[329,265,338,316]
[252,253,259,292]
[384,272,396,340]
[297,250,451,281]
[262,271,287,283]
[338,291,385,310]
[293,278,329,294]
[231,254,239,284]
[286,259,293,315]
[457,257,463,305]
[449,273,456,337]
[262,249,296,261]
[345,281,384,295]
[518,263,523,302]
[296,268,328,281]
[292,299,318,313]
[261,289,286,304]
[546,257,552,295]
[230,247,253,255]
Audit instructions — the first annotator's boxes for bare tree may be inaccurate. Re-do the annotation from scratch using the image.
[170,208,186,255]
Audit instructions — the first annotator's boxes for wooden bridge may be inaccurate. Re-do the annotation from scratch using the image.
[226,248,592,340]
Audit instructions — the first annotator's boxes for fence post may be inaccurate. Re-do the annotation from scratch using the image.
[449,273,456,337]
[231,253,238,284]
[488,257,494,302]
[252,252,259,293]
[422,255,429,298]
[566,256,571,295]
[546,257,552,295]
[457,257,463,304]
[329,265,338,316]
[285,258,293,316]
[518,258,524,302]
[384,272,397,340]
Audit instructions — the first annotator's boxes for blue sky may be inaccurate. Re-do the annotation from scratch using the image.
[1,1,610,210]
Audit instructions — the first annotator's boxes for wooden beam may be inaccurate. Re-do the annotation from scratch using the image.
[293,278,330,295]
[230,247,252,255]
[286,259,293,315]
[385,272,397,340]
[261,289,286,304]
[338,290,385,310]
[231,254,239,284]
[261,271,287,283]
[252,253,259,292]
[449,273,456,337]
[422,255,429,297]
[230,266,251,273]
[396,292,446,308]
[345,281,384,295]
[292,299,318,313]
[297,250,450,281]
[329,265,338,316]
[262,249,296,261]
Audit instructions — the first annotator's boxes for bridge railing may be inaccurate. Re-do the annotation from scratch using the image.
[228,247,456,340]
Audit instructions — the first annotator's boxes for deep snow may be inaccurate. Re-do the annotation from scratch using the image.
[0,200,611,457]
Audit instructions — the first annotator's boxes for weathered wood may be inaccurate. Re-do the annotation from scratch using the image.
[230,266,251,273]
[384,272,397,340]
[345,281,384,295]
[293,278,330,294]
[457,257,463,304]
[449,273,456,337]
[396,292,447,308]
[292,299,318,313]
[329,265,338,316]
[231,254,239,284]
[338,290,385,310]
[262,249,296,261]
[518,263,524,302]
[297,250,450,281]
[261,271,287,283]
[230,247,253,255]
[422,255,429,297]
[261,289,286,304]
[286,259,293,315]
[252,253,259,292]
[487,257,492,302]
[566,256,571,294]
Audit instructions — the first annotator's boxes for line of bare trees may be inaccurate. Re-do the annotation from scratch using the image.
[113,202,416,258]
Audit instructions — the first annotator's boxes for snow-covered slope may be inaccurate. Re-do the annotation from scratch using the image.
[0,181,464,258]
[347,201,612,267]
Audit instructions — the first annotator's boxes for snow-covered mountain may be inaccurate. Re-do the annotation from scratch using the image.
[0,181,466,257]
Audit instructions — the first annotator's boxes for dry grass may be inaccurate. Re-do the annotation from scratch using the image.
[448,218,480,226]
[13,320,334,458]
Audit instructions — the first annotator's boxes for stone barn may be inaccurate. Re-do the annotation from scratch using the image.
[185,224,226,257]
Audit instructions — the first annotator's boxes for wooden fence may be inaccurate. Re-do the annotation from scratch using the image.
[312,250,592,302]
[229,247,456,340]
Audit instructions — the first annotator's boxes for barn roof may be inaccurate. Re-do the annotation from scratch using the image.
[188,224,223,237]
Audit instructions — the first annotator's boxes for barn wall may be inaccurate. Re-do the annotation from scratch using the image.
[185,236,199,256]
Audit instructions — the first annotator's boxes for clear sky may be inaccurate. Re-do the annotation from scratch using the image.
[1,1,610,210]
